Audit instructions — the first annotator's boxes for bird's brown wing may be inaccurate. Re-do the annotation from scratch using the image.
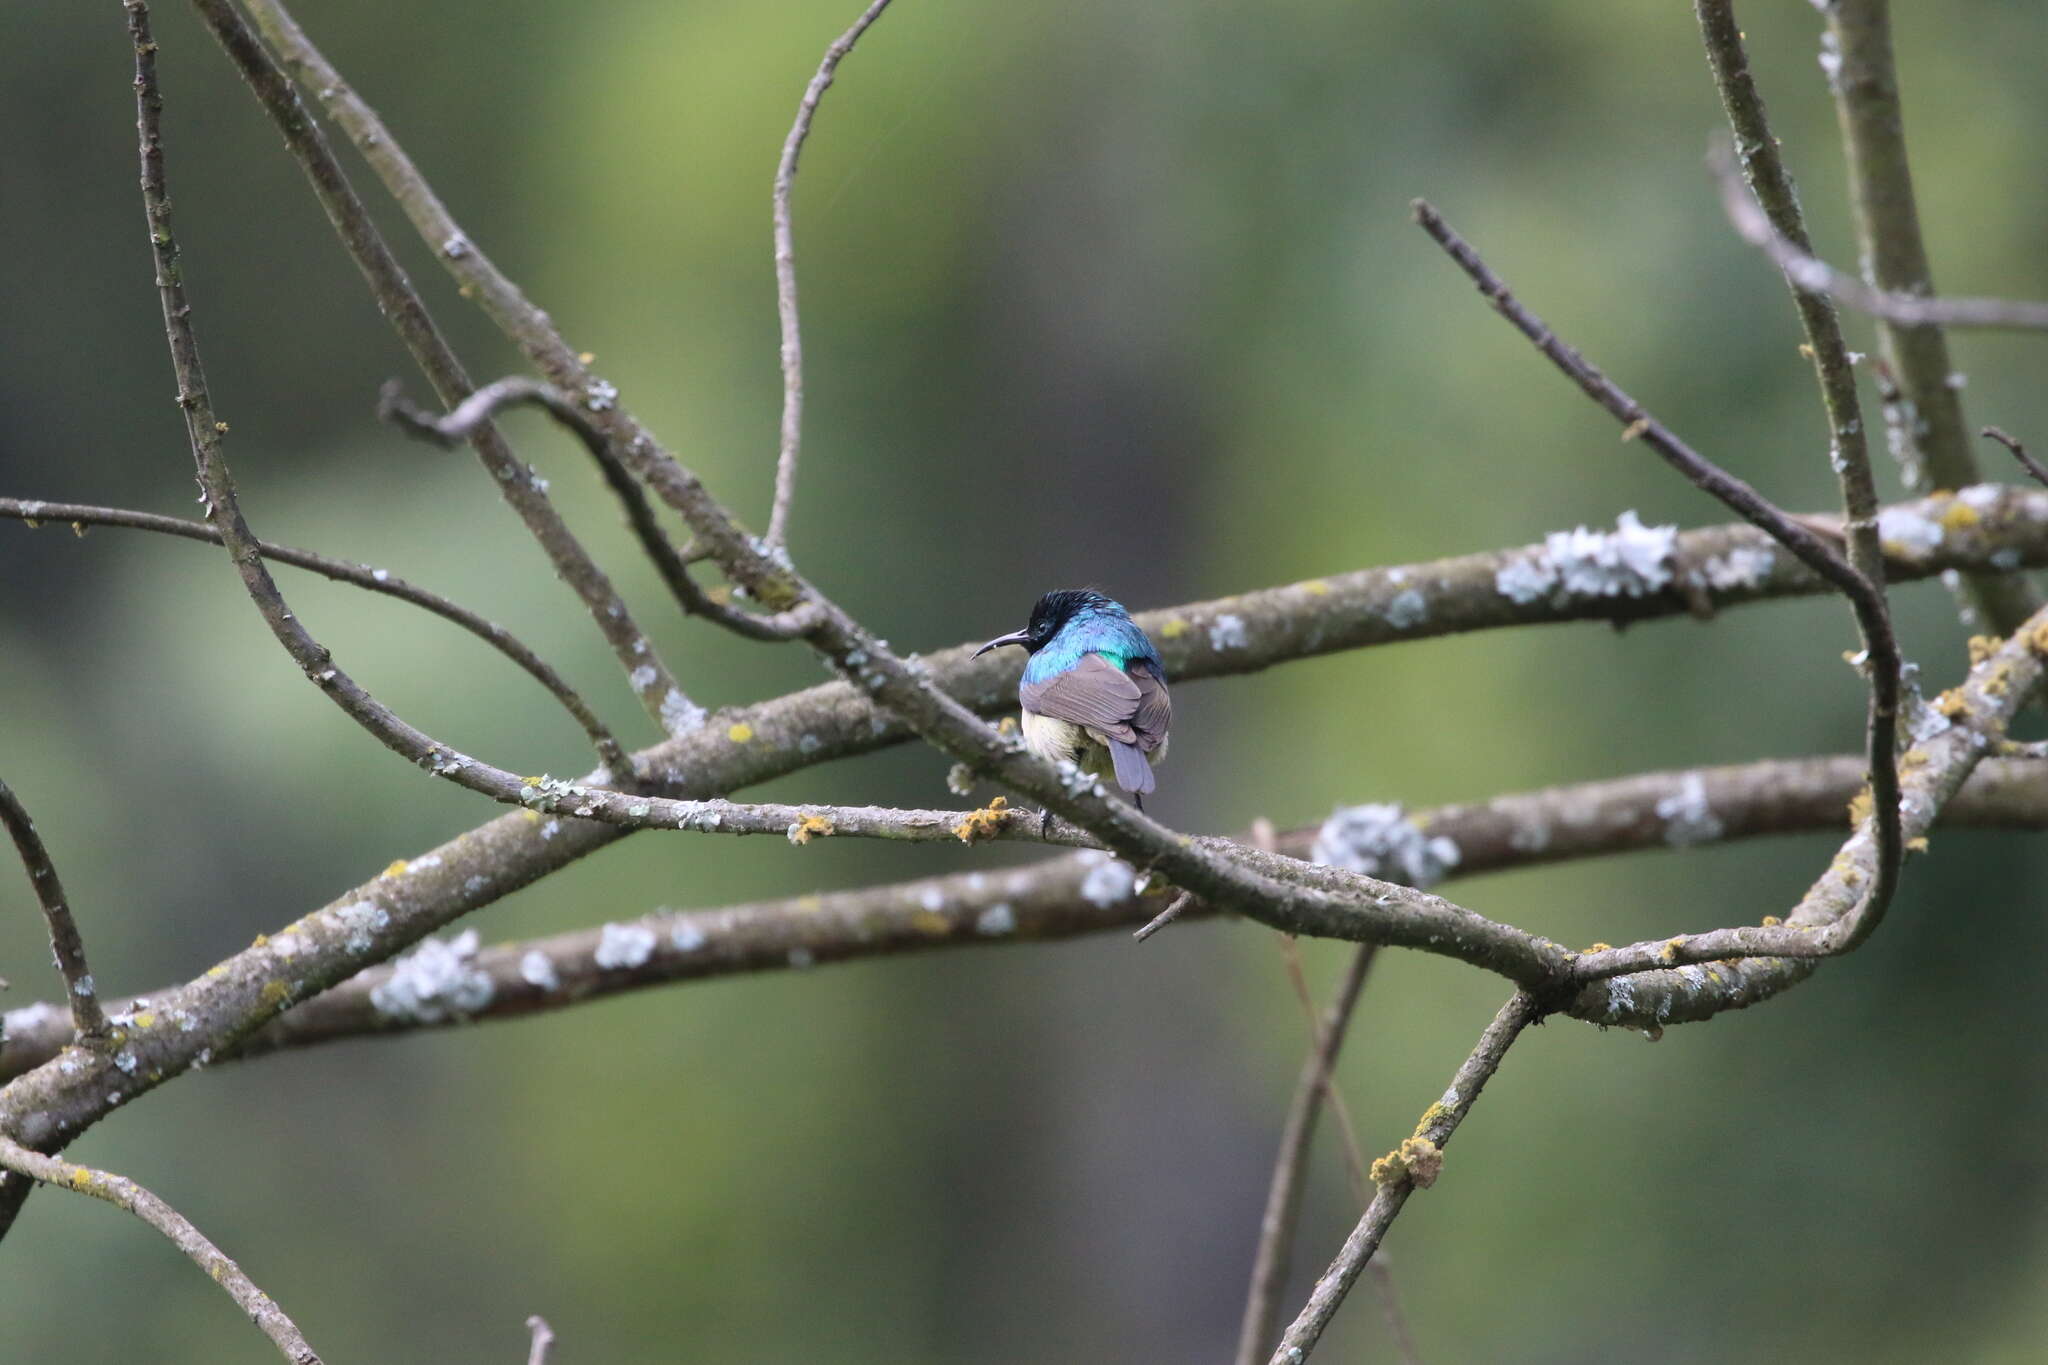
[1019,652,1143,741]
[1129,660,1170,754]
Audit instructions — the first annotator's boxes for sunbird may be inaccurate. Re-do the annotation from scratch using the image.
[975,589,1171,807]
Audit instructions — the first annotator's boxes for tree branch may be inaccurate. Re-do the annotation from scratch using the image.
[0,495,626,774]
[1983,427,2048,492]
[1269,992,1542,1363]
[0,779,108,1043]
[770,0,896,548]
[1413,199,1905,960]
[185,0,696,741]
[1235,944,1377,1365]
[12,749,2048,1079]
[1821,0,2041,633]
[0,1131,320,1365]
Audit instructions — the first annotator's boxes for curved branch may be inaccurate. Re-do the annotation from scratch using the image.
[0,1130,320,1364]
[186,0,694,740]
[0,779,107,1043]
[769,0,896,547]
[1,496,625,774]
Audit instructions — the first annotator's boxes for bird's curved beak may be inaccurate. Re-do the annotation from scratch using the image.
[974,628,1032,658]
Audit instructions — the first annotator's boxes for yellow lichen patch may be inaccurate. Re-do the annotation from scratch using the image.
[794,894,824,914]
[909,910,952,937]
[1301,579,1332,596]
[1414,1102,1453,1133]
[1587,942,1611,953]
[205,964,227,979]
[1941,501,1981,533]
[1761,915,1782,927]
[996,716,1018,736]
[1899,746,1929,771]
[251,933,269,949]
[69,1167,95,1190]
[260,980,289,1006]
[383,859,410,878]
[1370,1136,1444,1189]
[787,813,835,846]
[1906,836,1930,854]
[2029,618,2048,656]
[1159,618,1190,639]
[727,722,755,744]
[1847,787,1875,827]
[132,1011,156,1031]
[1935,688,1969,719]
[953,796,1011,844]
[1968,634,2004,665]
[706,585,732,606]
[1659,936,1688,964]
[521,808,541,824]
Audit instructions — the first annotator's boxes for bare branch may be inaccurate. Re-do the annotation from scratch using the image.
[1983,427,2048,492]
[0,496,626,774]
[1235,945,1377,1365]
[185,0,695,740]
[381,380,822,644]
[1822,0,2042,633]
[1270,992,1542,1364]
[1132,889,1193,942]
[0,1131,321,1364]
[769,0,896,547]
[0,779,107,1042]
[1412,199,1904,959]
[1711,145,2048,333]
[1693,2,1884,597]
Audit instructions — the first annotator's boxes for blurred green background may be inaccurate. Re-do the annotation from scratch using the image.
[3,1,2045,1360]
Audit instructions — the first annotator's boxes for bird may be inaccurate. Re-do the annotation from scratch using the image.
[974,588,1171,808]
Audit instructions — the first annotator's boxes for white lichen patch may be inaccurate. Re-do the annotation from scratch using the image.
[946,763,976,797]
[1207,613,1249,651]
[410,854,443,873]
[594,921,658,970]
[1878,504,1944,557]
[519,950,560,992]
[1312,803,1460,888]
[918,886,946,912]
[1495,511,1677,604]
[1079,853,1137,907]
[629,665,658,692]
[329,900,391,955]
[976,902,1017,936]
[1694,544,1775,591]
[371,929,494,1023]
[1382,588,1428,630]
[1654,773,1724,847]
[660,689,707,735]
[671,921,707,953]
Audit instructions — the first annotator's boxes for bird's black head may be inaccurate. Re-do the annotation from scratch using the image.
[975,587,1113,657]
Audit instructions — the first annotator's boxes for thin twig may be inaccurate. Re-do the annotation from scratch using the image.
[1235,943,1377,1365]
[0,496,625,774]
[1983,427,2048,491]
[1711,146,2048,332]
[186,0,696,739]
[1269,992,1541,1364]
[524,1315,554,1365]
[769,0,896,548]
[1412,199,1903,957]
[1131,889,1192,941]
[0,779,108,1042]
[380,381,821,643]
[0,1130,321,1364]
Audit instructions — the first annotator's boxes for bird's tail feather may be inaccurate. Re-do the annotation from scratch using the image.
[1108,738,1155,799]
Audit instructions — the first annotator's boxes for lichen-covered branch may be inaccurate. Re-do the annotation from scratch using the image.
[0,779,107,1043]
[0,495,625,773]
[1821,0,2041,633]
[1570,606,2048,1026]
[1413,199,1907,963]
[0,1129,320,1365]
[1269,992,1542,1364]
[10,750,2048,1079]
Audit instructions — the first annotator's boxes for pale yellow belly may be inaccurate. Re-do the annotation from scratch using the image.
[1019,711,1167,773]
